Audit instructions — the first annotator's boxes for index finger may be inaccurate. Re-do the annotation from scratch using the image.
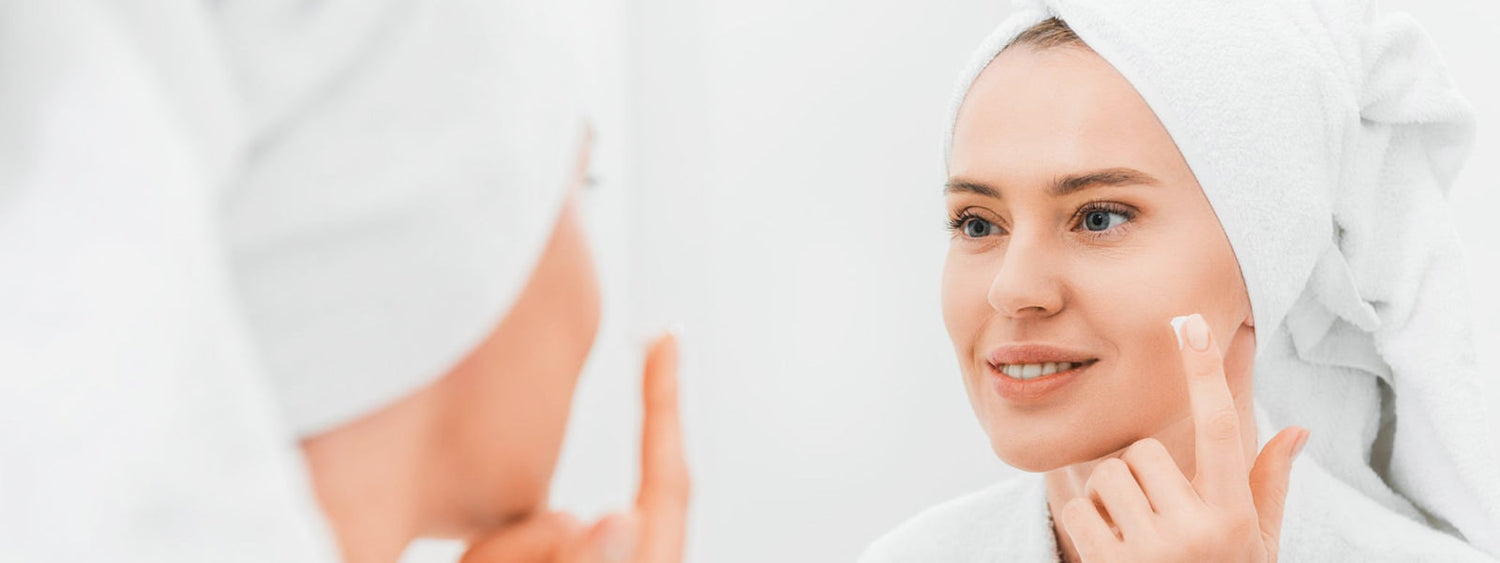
[1171,313,1252,509]
[635,330,690,562]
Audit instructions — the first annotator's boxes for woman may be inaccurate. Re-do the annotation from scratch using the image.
[0,1,688,561]
[217,1,692,560]
[863,2,1499,561]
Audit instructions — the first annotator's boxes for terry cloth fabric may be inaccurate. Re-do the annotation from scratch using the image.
[0,1,338,560]
[0,1,586,559]
[220,0,588,437]
[880,0,1498,558]
[862,447,1494,562]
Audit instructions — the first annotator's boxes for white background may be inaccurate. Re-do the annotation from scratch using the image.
[407,1,1498,561]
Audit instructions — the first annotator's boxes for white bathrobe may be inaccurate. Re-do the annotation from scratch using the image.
[861,417,1495,562]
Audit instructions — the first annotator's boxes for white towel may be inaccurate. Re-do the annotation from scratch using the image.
[936,0,1499,556]
[220,0,588,436]
[0,1,336,560]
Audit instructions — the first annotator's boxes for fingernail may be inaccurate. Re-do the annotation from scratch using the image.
[1185,314,1210,351]
[1170,314,1211,351]
[1291,428,1310,460]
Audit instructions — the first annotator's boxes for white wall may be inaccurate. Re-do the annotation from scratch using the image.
[614,1,1019,561]
[407,1,1500,561]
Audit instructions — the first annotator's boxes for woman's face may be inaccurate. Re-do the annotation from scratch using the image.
[942,44,1255,472]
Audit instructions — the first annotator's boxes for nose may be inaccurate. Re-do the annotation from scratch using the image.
[986,234,1064,318]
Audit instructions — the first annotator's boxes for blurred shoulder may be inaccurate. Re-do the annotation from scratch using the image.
[860,474,1058,563]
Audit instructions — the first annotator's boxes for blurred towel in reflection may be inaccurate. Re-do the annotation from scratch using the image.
[220,0,586,438]
[0,0,583,560]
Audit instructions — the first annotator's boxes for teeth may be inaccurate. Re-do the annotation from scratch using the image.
[998,361,1084,380]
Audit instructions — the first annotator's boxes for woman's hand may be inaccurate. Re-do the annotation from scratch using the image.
[1058,313,1308,563]
[460,331,691,563]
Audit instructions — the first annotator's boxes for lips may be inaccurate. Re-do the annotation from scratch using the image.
[986,343,1099,368]
[984,343,1100,402]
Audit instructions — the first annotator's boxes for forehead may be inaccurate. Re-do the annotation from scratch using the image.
[950,46,1190,188]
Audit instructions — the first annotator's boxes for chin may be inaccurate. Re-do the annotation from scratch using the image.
[991,443,1073,473]
[987,429,1129,473]
[461,463,554,535]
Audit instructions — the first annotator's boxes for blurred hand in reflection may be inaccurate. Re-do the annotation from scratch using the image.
[460,333,690,563]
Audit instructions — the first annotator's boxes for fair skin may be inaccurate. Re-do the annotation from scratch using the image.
[942,44,1308,562]
[300,135,689,563]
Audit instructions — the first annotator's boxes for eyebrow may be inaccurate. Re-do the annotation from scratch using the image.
[944,167,1161,198]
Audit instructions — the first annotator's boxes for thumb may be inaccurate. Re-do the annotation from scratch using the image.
[557,513,638,563]
[1249,426,1308,558]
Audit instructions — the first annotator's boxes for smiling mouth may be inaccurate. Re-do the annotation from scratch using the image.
[991,359,1099,380]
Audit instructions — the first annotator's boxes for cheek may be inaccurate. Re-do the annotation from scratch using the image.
[1066,248,1202,428]
[941,250,996,351]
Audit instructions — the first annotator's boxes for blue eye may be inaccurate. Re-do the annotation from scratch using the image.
[1080,208,1129,232]
[962,217,997,238]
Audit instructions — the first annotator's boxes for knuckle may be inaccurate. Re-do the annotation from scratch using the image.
[1189,360,1220,379]
[1249,471,1288,502]
[1096,458,1130,481]
[1085,465,1117,493]
[1102,457,1130,472]
[1123,438,1168,465]
[1204,407,1242,442]
[1259,487,1287,516]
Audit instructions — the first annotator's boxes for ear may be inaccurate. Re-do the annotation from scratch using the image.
[1245,310,1255,328]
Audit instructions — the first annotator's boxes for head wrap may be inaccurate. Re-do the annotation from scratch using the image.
[946,0,1498,554]
[223,0,586,436]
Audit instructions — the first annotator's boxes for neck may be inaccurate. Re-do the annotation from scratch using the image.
[300,386,443,563]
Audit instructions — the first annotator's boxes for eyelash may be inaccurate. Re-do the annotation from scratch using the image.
[945,201,1138,242]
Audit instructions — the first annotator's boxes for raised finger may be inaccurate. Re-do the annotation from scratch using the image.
[1171,313,1252,509]
[635,330,690,562]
